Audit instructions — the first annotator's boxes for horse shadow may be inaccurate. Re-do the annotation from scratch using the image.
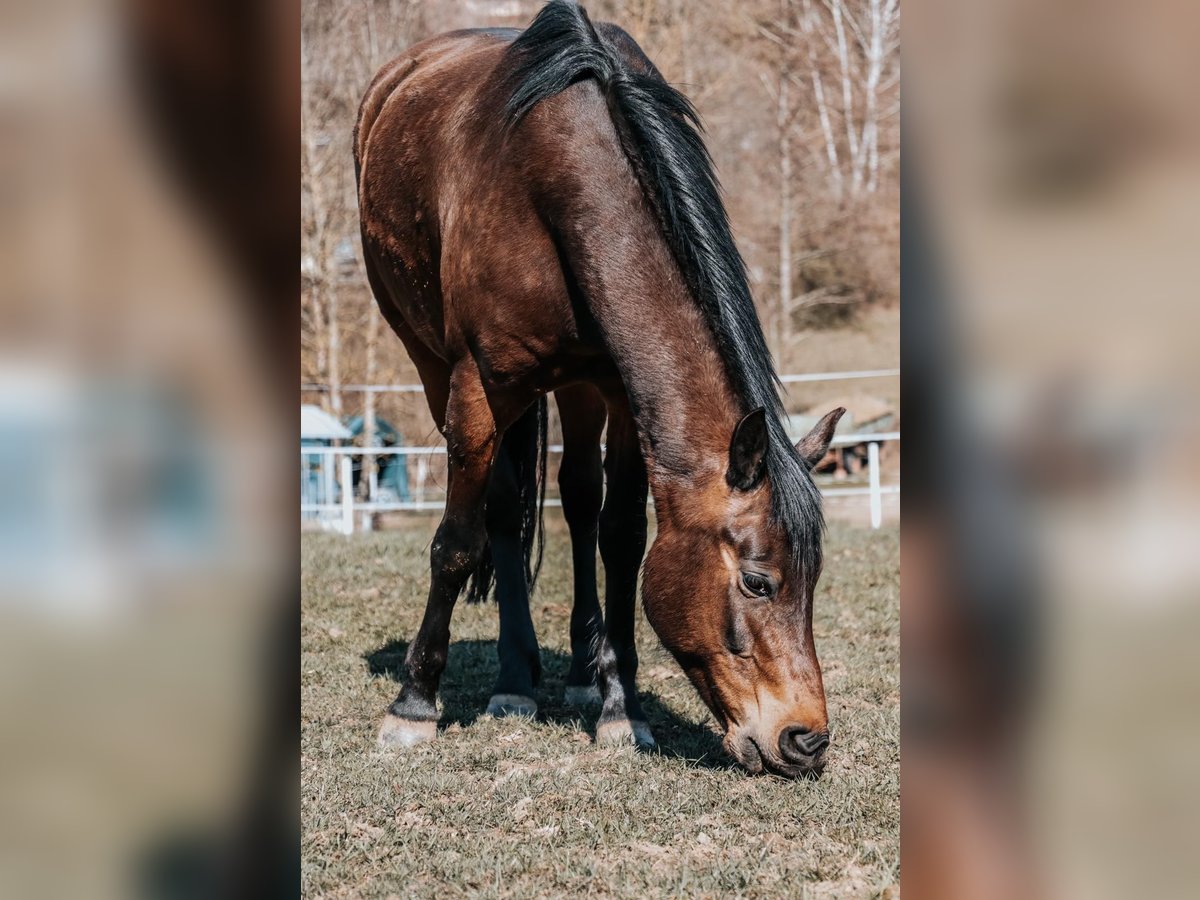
[365,638,733,770]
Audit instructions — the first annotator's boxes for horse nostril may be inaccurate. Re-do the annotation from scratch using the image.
[779,725,830,764]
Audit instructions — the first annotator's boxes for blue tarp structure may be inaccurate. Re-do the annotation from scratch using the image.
[301,405,350,514]
[344,414,409,502]
[300,406,411,512]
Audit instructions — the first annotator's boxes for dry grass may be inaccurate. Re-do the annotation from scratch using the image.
[301,519,898,898]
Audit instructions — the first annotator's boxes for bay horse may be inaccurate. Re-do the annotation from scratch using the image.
[355,0,844,777]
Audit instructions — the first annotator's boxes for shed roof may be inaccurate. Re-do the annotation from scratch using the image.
[805,394,895,428]
[301,404,351,440]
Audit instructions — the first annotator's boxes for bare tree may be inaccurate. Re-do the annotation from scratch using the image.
[798,0,900,199]
[301,11,356,415]
[301,0,899,421]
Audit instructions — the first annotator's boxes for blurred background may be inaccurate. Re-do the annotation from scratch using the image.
[0,0,296,896]
[904,0,1200,897]
[301,0,901,532]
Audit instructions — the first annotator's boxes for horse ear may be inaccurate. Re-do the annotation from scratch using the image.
[728,408,769,491]
[796,407,846,469]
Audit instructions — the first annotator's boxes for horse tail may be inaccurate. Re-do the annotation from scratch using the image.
[521,396,550,593]
[503,1,705,236]
[465,396,548,604]
[506,1,672,127]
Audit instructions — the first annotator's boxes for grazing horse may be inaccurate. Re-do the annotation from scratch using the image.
[355,1,844,777]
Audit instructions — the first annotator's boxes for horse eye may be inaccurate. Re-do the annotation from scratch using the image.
[741,571,774,598]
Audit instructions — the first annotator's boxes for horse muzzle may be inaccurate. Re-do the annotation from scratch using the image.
[726,722,830,778]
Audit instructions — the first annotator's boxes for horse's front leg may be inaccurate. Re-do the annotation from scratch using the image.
[378,364,499,747]
[594,398,655,749]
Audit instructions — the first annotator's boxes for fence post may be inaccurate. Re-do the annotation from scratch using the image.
[363,452,377,533]
[323,454,335,507]
[868,441,882,529]
[341,455,354,536]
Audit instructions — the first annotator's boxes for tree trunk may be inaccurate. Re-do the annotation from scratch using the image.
[328,285,342,417]
[362,306,379,507]
[776,68,792,364]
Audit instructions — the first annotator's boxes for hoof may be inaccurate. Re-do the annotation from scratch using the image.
[596,718,656,749]
[485,694,538,719]
[377,714,437,748]
[563,684,602,706]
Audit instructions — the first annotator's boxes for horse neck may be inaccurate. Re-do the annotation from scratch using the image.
[570,212,742,504]
[538,114,748,506]
[614,291,740,481]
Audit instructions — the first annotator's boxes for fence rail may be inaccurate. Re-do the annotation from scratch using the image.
[299,431,900,456]
[302,434,898,533]
[301,368,899,533]
[300,367,899,395]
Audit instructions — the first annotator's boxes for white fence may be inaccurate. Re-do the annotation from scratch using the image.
[300,368,899,395]
[301,368,899,533]
[301,431,898,533]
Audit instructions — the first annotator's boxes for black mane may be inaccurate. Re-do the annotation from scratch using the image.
[504,1,824,586]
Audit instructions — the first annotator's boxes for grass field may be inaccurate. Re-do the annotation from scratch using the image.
[301,519,899,898]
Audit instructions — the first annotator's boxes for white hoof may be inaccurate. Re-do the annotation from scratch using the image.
[485,694,538,718]
[377,714,437,748]
[596,718,656,749]
[563,684,602,706]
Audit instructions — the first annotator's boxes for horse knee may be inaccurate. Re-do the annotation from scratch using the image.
[431,519,486,581]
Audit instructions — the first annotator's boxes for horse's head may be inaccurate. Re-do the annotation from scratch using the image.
[642,407,845,778]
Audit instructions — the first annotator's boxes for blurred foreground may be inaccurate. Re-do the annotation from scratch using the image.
[0,1,295,897]
[905,0,1200,897]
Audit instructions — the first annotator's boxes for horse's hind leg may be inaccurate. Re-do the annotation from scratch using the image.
[485,404,543,718]
[556,384,606,706]
[378,363,499,747]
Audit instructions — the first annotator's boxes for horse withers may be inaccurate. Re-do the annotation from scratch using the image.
[356,1,843,777]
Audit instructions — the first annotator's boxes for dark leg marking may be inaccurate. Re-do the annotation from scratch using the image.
[485,404,542,719]
[556,385,606,707]
[378,365,497,747]
[593,398,654,748]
